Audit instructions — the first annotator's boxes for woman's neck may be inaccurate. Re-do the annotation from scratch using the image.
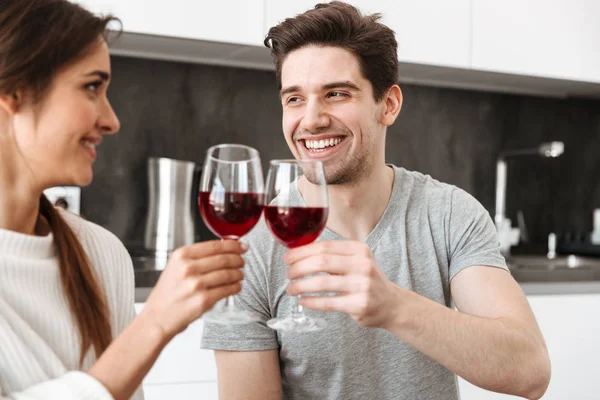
[0,188,41,236]
[0,125,42,236]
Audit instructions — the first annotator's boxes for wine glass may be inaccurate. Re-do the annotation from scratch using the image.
[198,144,264,324]
[264,159,329,332]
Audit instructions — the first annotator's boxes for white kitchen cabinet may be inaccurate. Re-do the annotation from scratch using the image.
[75,0,266,47]
[143,382,218,400]
[135,303,220,397]
[265,0,470,68]
[458,293,600,400]
[471,0,600,84]
[134,304,218,385]
[136,292,600,399]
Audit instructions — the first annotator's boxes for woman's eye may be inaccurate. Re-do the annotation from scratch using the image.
[85,81,102,93]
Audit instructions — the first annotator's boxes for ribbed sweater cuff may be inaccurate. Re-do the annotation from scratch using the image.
[12,372,114,400]
[61,372,114,400]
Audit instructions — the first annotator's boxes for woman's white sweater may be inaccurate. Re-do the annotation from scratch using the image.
[0,209,144,399]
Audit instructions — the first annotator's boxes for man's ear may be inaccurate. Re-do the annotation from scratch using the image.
[0,91,23,115]
[379,85,403,127]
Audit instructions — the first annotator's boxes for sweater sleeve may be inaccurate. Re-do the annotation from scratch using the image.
[2,371,113,400]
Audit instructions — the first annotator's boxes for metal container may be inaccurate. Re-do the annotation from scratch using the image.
[143,157,197,263]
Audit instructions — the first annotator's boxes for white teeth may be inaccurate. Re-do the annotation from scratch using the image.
[304,138,344,150]
[81,140,96,150]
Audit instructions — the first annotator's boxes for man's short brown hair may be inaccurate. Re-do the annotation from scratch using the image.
[264,1,399,101]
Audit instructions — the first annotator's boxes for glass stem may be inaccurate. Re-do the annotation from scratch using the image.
[225,295,235,311]
[292,295,304,319]
[220,238,238,314]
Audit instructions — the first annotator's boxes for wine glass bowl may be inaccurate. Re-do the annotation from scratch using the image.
[264,159,329,332]
[198,144,264,324]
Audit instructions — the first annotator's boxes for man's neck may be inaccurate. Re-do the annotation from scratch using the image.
[324,163,395,241]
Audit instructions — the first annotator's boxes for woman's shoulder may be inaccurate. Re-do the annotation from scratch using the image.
[57,208,127,256]
[57,207,135,295]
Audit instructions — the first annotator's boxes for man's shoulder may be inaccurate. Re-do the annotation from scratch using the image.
[393,166,458,212]
[395,166,456,194]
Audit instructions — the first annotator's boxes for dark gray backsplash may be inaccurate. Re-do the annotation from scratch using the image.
[82,55,600,254]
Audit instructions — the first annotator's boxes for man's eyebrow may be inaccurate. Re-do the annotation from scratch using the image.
[322,81,361,91]
[280,81,361,97]
[280,85,301,98]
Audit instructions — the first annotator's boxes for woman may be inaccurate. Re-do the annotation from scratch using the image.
[0,1,245,399]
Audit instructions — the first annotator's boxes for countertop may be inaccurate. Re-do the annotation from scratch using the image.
[132,254,600,302]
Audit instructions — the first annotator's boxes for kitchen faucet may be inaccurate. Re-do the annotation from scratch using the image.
[494,141,564,256]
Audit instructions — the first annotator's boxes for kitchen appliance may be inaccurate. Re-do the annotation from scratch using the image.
[142,157,199,267]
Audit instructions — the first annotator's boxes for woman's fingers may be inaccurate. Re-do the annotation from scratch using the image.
[197,282,243,313]
[194,268,245,290]
[173,240,247,261]
[182,253,245,277]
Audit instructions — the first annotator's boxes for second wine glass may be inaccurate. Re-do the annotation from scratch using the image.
[198,144,264,325]
[264,159,329,332]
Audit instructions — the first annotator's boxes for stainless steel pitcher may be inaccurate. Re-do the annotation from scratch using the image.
[143,157,197,260]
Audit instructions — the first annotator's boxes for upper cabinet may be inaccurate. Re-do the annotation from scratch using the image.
[472,0,600,84]
[73,0,600,97]
[266,0,471,68]
[76,0,266,47]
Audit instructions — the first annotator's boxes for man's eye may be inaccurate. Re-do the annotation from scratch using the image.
[328,91,347,98]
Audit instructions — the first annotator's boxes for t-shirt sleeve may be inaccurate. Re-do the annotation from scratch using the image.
[446,187,508,280]
[200,242,279,351]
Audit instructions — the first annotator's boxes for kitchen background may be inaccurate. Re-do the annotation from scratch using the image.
[57,1,600,399]
[82,55,600,255]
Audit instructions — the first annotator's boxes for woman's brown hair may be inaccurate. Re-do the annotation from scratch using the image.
[264,1,398,102]
[0,0,120,365]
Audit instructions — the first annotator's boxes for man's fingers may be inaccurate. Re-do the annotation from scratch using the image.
[286,254,354,280]
[287,274,367,296]
[283,240,365,264]
[298,294,355,313]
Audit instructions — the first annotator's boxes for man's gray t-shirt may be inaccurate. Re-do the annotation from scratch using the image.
[201,166,508,400]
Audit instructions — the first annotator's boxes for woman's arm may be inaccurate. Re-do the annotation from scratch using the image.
[2,240,246,400]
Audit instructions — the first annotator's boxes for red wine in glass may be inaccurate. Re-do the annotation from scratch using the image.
[264,206,327,248]
[199,191,263,239]
[264,159,329,333]
[199,144,264,325]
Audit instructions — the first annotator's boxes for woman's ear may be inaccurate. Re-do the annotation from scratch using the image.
[0,91,23,115]
[379,85,403,127]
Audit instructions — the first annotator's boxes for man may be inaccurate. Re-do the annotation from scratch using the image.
[201,2,551,399]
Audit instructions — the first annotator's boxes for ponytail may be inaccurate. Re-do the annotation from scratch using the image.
[39,195,112,366]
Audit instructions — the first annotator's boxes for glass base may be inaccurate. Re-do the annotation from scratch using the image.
[202,308,261,325]
[267,315,327,332]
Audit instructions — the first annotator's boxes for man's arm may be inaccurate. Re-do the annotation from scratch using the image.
[383,266,551,399]
[285,241,551,400]
[215,350,282,400]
